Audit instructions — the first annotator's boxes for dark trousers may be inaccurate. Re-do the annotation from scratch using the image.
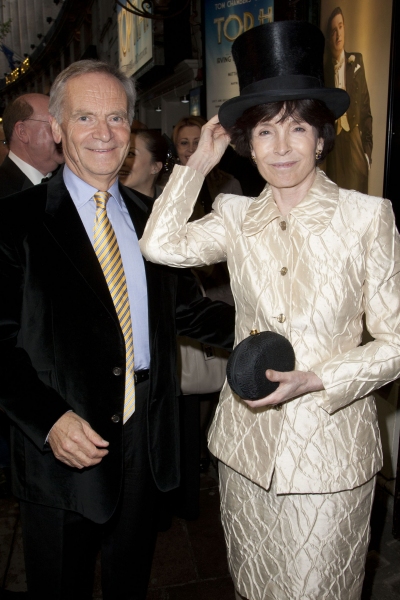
[326,126,369,194]
[20,380,158,600]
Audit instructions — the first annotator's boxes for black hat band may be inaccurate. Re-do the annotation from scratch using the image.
[242,75,324,96]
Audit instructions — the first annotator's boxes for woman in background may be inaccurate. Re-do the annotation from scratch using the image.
[173,116,242,220]
[119,128,168,201]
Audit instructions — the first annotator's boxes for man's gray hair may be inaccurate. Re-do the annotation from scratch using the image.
[49,60,136,124]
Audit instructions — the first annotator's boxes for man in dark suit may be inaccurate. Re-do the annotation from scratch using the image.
[0,93,64,197]
[325,6,373,194]
[0,60,234,600]
[0,94,64,503]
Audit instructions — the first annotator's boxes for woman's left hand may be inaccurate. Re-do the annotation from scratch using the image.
[243,369,324,408]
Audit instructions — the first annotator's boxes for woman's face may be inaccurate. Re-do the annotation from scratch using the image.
[175,125,201,165]
[119,133,161,193]
[251,113,323,193]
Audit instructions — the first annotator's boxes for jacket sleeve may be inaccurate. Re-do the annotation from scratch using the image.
[174,269,234,350]
[0,221,72,449]
[312,198,400,413]
[139,165,228,267]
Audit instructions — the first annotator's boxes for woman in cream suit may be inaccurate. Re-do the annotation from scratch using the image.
[140,21,400,600]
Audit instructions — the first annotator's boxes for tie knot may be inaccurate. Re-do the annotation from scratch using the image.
[334,56,344,73]
[94,191,111,209]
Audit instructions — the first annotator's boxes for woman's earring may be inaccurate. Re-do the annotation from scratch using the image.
[315,149,322,161]
[251,155,257,164]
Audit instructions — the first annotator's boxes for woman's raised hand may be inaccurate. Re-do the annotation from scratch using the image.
[186,115,231,177]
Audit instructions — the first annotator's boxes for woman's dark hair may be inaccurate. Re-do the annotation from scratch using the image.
[132,128,169,169]
[230,99,336,164]
[327,6,344,36]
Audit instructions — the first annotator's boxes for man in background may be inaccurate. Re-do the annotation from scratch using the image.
[0,93,64,197]
[325,6,373,194]
[0,94,64,503]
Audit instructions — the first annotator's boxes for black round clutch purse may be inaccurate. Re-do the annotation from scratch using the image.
[226,330,295,400]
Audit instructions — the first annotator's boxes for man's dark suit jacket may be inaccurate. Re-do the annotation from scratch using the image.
[325,51,373,161]
[0,168,234,524]
[0,155,34,197]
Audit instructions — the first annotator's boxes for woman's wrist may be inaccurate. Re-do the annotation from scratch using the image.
[186,152,218,177]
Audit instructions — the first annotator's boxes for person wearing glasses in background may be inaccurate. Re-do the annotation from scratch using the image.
[0,94,64,503]
[0,93,64,198]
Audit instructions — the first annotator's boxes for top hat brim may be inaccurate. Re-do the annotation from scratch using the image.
[218,86,350,129]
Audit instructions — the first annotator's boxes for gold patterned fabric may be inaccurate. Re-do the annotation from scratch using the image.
[219,463,375,600]
[140,165,400,494]
[93,191,135,423]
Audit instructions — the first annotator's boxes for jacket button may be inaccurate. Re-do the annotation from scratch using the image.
[111,414,120,423]
[277,314,286,323]
[113,367,123,376]
[274,404,282,411]
[280,267,288,276]
[279,221,287,230]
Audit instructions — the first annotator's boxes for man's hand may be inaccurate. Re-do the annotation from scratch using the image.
[243,370,324,408]
[48,412,109,469]
[187,114,231,177]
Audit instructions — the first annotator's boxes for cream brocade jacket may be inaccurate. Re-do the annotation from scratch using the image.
[140,165,400,494]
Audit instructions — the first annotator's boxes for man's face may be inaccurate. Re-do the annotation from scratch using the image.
[51,72,131,190]
[22,95,64,174]
[329,13,345,59]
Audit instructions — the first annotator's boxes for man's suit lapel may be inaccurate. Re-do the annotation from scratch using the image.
[345,51,354,98]
[2,156,33,192]
[21,175,33,191]
[43,170,119,321]
[119,184,150,239]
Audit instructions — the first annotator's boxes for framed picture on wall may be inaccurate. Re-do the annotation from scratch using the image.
[320,0,393,197]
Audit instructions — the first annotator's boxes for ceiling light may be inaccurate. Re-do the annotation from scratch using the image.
[155,106,162,112]
[181,95,189,104]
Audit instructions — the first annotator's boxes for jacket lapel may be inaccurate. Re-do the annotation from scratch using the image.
[43,169,118,320]
[2,156,33,192]
[21,175,33,191]
[345,51,354,97]
[119,183,150,239]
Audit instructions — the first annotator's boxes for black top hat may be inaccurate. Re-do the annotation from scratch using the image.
[218,20,350,129]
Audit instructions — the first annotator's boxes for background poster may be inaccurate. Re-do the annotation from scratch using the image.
[117,0,153,78]
[320,0,393,197]
[205,0,274,119]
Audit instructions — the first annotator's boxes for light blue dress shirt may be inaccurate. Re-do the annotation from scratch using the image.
[64,165,150,370]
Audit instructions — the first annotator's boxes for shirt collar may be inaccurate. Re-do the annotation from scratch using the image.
[243,169,339,237]
[8,151,49,185]
[63,164,122,209]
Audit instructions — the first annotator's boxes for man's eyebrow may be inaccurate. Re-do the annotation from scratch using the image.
[70,110,95,117]
[70,109,128,118]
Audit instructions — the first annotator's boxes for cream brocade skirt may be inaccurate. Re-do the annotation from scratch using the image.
[219,463,375,600]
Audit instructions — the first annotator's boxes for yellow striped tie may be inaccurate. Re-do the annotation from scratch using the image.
[93,191,135,423]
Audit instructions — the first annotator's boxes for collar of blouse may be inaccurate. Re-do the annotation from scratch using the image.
[243,169,339,237]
